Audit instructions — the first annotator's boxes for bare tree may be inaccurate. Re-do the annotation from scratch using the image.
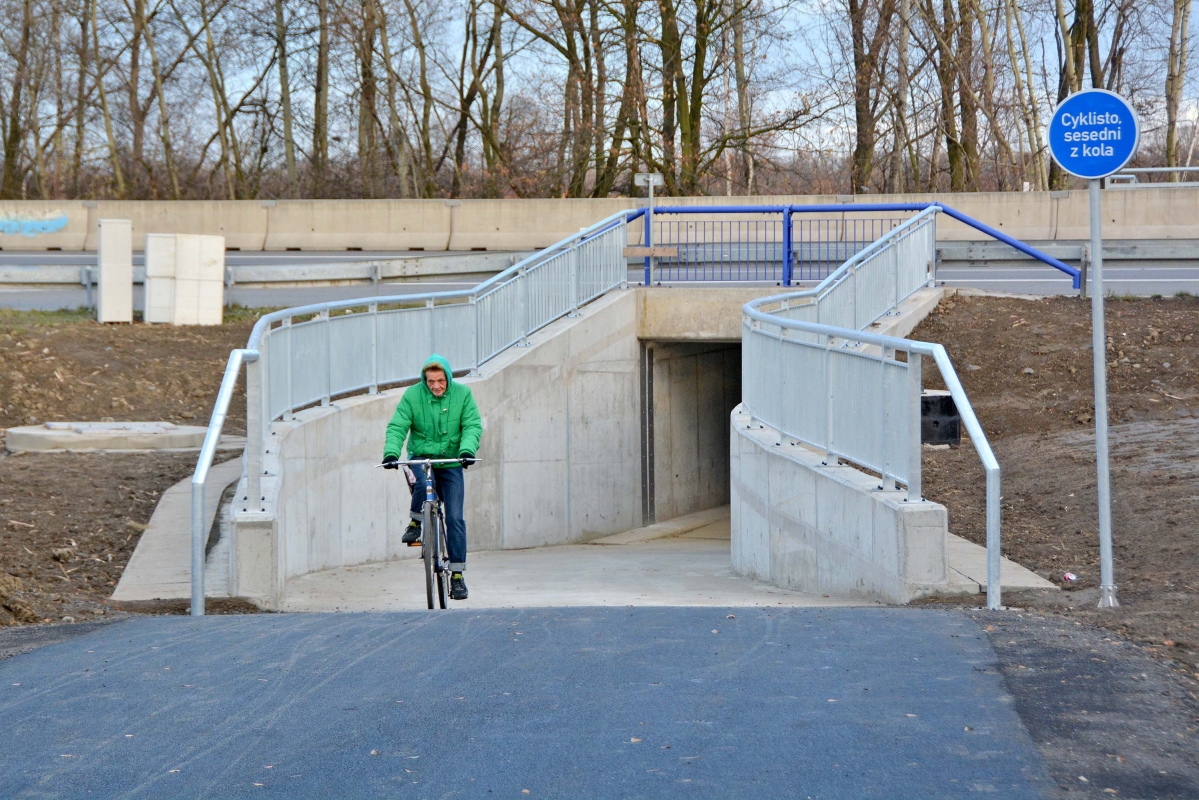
[1165,0,1192,176]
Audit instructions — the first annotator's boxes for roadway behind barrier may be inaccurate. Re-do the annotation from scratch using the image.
[5,187,1199,251]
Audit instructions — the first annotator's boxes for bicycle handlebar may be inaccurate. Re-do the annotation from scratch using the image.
[375,457,480,468]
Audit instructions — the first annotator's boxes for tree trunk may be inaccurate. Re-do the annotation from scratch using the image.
[1166,0,1192,177]
[1,0,34,199]
[402,0,436,197]
[481,0,505,197]
[888,0,910,193]
[733,2,754,194]
[144,22,181,199]
[91,0,127,198]
[849,0,895,193]
[956,0,978,190]
[375,0,412,197]
[127,0,149,187]
[658,0,681,193]
[72,9,90,197]
[359,0,380,198]
[275,0,298,195]
[312,0,330,196]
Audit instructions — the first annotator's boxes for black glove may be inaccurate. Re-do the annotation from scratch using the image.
[382,455,399,470]
[459,452,476,469]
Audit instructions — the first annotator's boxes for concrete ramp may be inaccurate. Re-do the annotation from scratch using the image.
[113,458,242,602]
[278,507,868,611]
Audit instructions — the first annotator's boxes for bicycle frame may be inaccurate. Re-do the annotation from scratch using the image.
[385,457,464,608]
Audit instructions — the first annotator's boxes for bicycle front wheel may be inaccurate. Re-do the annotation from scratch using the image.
[422,507,435,610]
[435,510,450,609]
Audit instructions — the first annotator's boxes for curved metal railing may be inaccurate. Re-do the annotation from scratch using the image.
[188,209,630,615]
[741,210,1003,609]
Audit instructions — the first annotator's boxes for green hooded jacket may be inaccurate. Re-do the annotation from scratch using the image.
[383,354,482,467]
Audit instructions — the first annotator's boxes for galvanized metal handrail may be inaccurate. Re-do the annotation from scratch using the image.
[742,213,1003,608]
[243,209,631,351]
[191,348,258,615]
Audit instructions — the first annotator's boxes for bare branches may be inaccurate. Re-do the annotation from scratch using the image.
[0,0,1191,199]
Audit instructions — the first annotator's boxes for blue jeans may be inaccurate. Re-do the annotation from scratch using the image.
[408,464,467,572]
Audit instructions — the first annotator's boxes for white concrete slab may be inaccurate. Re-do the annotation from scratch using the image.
[6,421,209,452]
[113,457,243,601]
[947,534,1058,593]
[278,507,876,612]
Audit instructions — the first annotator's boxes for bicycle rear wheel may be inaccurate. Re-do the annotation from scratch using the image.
[435,508,450,609]
[422,506,435,610]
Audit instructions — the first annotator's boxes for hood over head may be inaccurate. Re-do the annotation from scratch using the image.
[421,354,453,391]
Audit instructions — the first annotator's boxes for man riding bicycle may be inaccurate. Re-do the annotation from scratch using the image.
[381,354,482,601]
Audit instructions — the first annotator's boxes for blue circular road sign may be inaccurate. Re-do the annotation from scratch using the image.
[1049,89,1140,179]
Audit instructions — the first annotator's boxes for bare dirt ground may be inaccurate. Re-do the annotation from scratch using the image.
[0,450,248,625]
[0,307,254,432]
[912,293,1199,674]
[0,309,257,626]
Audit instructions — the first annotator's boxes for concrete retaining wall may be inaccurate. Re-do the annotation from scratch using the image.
[234,290,645,604]
[730,406,950,603]
[231,286,771,606]
[227,282,951,607]
[8,188,1199,251]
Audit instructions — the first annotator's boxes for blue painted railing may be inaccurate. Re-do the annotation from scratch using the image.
[626,203,1081,289]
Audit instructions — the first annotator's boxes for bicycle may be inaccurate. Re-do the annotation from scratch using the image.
[379,457,467,609]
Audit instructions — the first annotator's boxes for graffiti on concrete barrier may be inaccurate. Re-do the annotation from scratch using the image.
[0,211,70,237]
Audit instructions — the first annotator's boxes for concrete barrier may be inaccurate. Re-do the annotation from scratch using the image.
[730,407,950,603]
[8,188,1199,251]
[97,219,132,323]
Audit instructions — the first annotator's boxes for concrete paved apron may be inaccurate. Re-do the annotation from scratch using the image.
[280,508,869,611]
[279,505,1048,611]
[0,608,1054,799]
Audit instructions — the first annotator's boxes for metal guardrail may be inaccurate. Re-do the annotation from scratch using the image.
[639,203,1081,289]
[772,209,938,334]
[644,215,906,282]
[188,211,629,615]
[741,208,1003,609]
[1109,166,1199,189]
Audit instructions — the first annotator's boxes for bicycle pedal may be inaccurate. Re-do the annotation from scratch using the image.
[406,541,422,547]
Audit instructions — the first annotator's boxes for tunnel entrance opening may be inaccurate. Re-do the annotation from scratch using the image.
[639,340,742,526]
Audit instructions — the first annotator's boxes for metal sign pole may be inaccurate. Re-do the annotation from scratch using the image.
[648,179,655,285]
[634,172,664,285]
[1089,179,1118,607]
[1048,88,1135,611]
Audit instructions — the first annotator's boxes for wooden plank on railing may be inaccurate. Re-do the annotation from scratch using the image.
[623,246,678,257]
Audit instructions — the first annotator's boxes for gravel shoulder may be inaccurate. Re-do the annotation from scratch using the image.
[974,610,1199,799]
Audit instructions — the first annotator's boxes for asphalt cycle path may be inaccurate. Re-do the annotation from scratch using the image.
[0,607,1054,799]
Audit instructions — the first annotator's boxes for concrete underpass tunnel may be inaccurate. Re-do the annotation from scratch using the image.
[639,339,742,526]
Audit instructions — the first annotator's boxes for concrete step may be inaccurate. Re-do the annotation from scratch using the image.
[946,534,1057,593]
